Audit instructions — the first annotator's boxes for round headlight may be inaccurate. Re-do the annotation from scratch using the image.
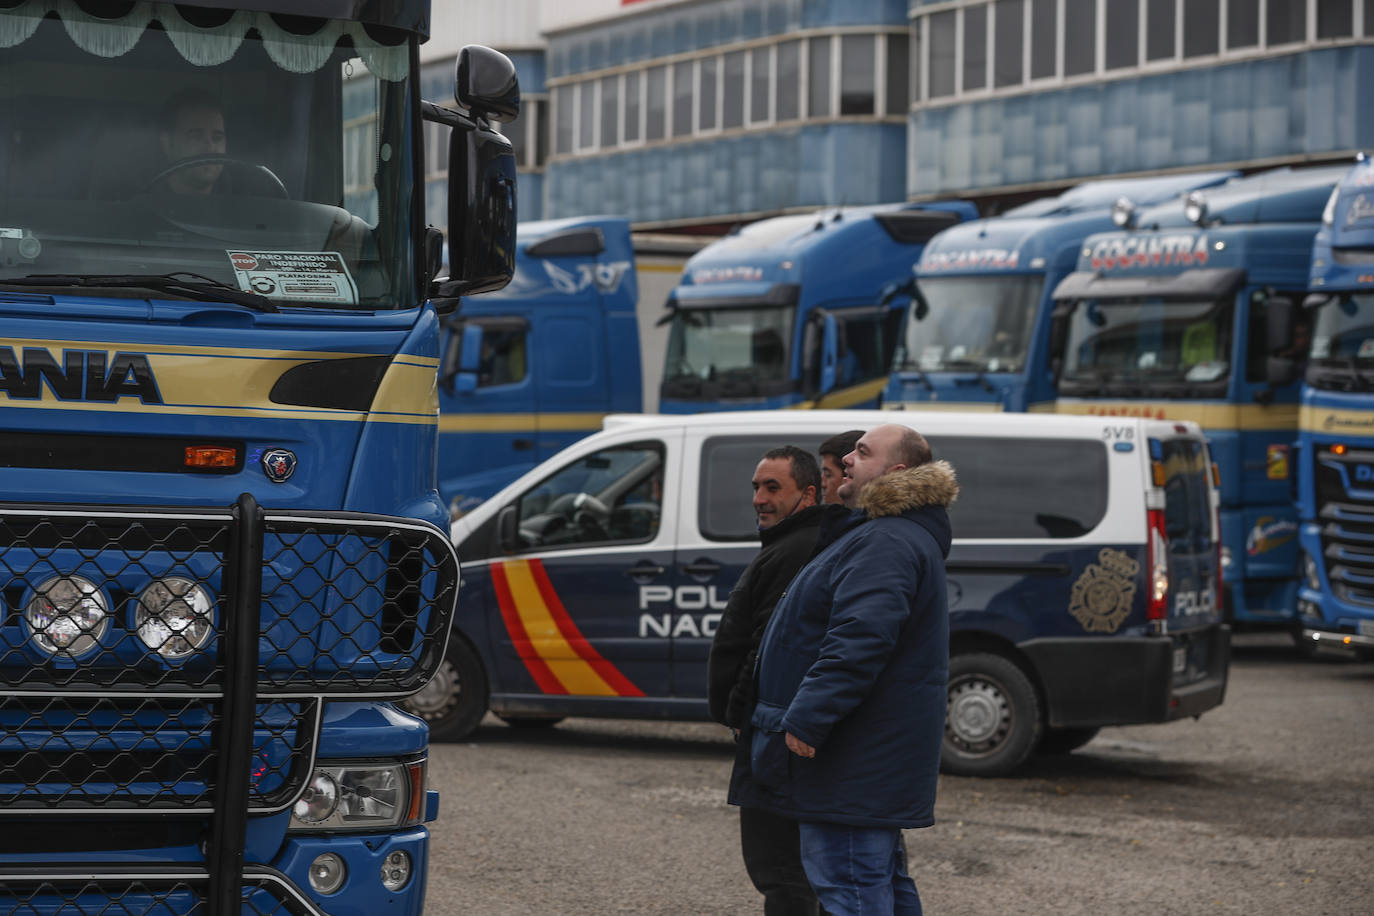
[1184,191,1208,226]
[380,851,412,891]
[135,578,215,660]
[1111,196,1135,228]
[308,852,347,895]
[293,771,340,824]
[25,575,108,656]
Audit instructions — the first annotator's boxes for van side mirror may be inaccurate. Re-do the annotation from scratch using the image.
[455,324,483,393]
[497,504,519,553]
[1266,296,1296,352]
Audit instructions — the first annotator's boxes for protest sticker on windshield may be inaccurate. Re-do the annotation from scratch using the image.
[226,251,359,305]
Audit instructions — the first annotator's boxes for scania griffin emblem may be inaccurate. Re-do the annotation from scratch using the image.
[261,448,297,482]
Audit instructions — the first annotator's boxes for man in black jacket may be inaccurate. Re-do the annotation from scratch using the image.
[708,445,842,915]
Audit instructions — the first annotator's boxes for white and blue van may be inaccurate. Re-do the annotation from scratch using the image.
[408,410,1229,777]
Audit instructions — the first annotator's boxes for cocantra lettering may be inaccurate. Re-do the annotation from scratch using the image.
[0,347,162,403]
[1087,234,1209,271]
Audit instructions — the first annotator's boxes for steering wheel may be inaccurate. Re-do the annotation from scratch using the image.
[143,155,289,199]
[571,492,610,538]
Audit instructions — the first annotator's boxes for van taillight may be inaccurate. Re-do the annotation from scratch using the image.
[1147,508,1170,621]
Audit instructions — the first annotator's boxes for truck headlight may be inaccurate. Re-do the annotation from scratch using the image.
[135,578,215,659]
[288,761,425,831]
[1302,552,1322,591]
[25,575,108,656]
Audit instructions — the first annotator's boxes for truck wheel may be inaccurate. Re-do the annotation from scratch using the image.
[403,637,489,741]
[496,714,565,729]
[1037,726,1100,756]
[942,652,1042,778]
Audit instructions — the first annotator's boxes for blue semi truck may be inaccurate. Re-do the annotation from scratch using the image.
[882,172,1235,413]
[436,217,642,518]
[1294,155,1374,658]
[0,1,516,913]
[658,201,977,413]
[1050,165,1348,633]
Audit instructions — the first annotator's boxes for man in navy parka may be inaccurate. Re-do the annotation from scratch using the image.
[728,424,958,914]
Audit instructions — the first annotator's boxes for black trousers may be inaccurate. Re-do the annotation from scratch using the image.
[739,805,821,916]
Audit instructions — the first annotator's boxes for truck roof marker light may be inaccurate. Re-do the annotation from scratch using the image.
[185,446,236,469]
[1111,197,1135,228]
[1332,444,1347,456]
[1185,192,1208,226]
[1322,187,1339,227]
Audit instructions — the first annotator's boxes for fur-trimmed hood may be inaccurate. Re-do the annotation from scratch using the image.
[858,460,959,519]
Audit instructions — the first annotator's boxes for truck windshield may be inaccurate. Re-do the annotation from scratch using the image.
[1060,297,1233,392]
[902,275,1042,373]
[662,305,793,397]
[0,0,416,310]
[1311,294,1374,362]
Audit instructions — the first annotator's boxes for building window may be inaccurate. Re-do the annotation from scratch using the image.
[624,71,641,143]
[750,45,772,124]
[600,76,618,148]
[1183,0,1220,58]
[886,33,910,113]
[1030,0,1057,78]
[929,11,957,97]
[1064,0,1097,76]
[1227,0,1260,48]
[808,36,831,117]
[535,99,549,165]
[1146,0,1176,60]
[778,40,801,120]
[840,34,876,114]
[1106,0,1139,69]
[673,60,694,137]
[993,0,1025,87]
[645,64,667,141]
[1267,0,1308,45]
[700,56,718,130]
[554,85,573,155]
[964,4,989,91]
[1317,0,1355,38]
[723,50,745,128]
[577,80,596,150]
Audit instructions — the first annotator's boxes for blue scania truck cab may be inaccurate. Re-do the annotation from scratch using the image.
[1294,155,1374,658]
[437,217,641,518]
[1050,165,1348,633]
[658,201,977,413]
[0,1,518,913]
[883,172,1235,413]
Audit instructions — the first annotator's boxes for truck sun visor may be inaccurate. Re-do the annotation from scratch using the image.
[1052,267,1245,302]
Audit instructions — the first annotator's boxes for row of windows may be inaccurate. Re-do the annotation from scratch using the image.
[549,31,909,158]
[917,0,1374,102]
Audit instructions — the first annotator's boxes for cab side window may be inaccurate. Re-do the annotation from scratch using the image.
[473,325,527,387]
[514,441,665,550]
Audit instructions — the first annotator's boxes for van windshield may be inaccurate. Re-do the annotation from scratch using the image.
[902,275,1042,373]
[1060,296,1233,394]
[662,305,793,399]
[0,0,416,310]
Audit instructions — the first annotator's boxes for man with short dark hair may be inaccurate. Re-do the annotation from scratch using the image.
[709,444,844,915]
[731,423,958,915]
[817,430,863,505]
[157,89,226,196]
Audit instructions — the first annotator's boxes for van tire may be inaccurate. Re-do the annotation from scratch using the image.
[1037,726,1101,756]
[942,652,1042,778]
[403,636,489,742]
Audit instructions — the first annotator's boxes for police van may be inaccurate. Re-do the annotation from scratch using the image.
[407,410,1229,777]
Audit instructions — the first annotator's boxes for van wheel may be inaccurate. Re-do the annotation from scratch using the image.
[943,653,1042,778]
[496,714,565,729]
[1037,726,1101,756]
[403,637,489,741]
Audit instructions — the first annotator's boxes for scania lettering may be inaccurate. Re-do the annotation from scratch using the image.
[883,172,1235,414]
[408,410,1228,780]
[1294,155,1374,659]
[1051,165,1348,633]
[658,202,977,413]
[0,1,518,913]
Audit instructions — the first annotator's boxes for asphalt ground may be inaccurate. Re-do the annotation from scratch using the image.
[422,633,1374,915]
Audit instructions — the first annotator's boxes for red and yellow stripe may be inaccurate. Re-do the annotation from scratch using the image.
[490,558,644,697]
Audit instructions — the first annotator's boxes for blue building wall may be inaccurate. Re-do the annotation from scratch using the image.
[910,46,1374,197]
[546,122,907,222]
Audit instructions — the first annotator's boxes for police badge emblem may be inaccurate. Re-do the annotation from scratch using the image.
[1069,548,1141,633]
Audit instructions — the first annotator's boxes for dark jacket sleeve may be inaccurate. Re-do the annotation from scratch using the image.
[707,564,759,727]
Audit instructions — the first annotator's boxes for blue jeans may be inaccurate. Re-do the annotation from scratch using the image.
[797,822,922,916]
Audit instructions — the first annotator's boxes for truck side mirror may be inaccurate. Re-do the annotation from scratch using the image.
[455,323,483,393]
[497,504,519,553]
[456,45,520,123]
[1264,356,1300,389]
[879,277,916,309]
[424,226,445,291]
[819,312,839,396]
[1048,306,1071,376]
[1266,296,1296,352]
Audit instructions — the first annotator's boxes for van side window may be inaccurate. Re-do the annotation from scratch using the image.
[699,435,819,540]
[514,441,665,550]
[928,436,1109,539]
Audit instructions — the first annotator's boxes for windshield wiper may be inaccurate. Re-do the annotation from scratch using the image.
[6,272,278,313]
[897,363,934,391]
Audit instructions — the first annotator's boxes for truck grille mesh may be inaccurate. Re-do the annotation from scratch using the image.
[0,870,321,915]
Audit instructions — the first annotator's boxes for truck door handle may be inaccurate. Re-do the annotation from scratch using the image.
[625,563,665,580]
[512,438,534,451]
[681,561,720,577]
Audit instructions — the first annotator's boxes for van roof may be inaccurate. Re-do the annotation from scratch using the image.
[602,410,1203,441]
